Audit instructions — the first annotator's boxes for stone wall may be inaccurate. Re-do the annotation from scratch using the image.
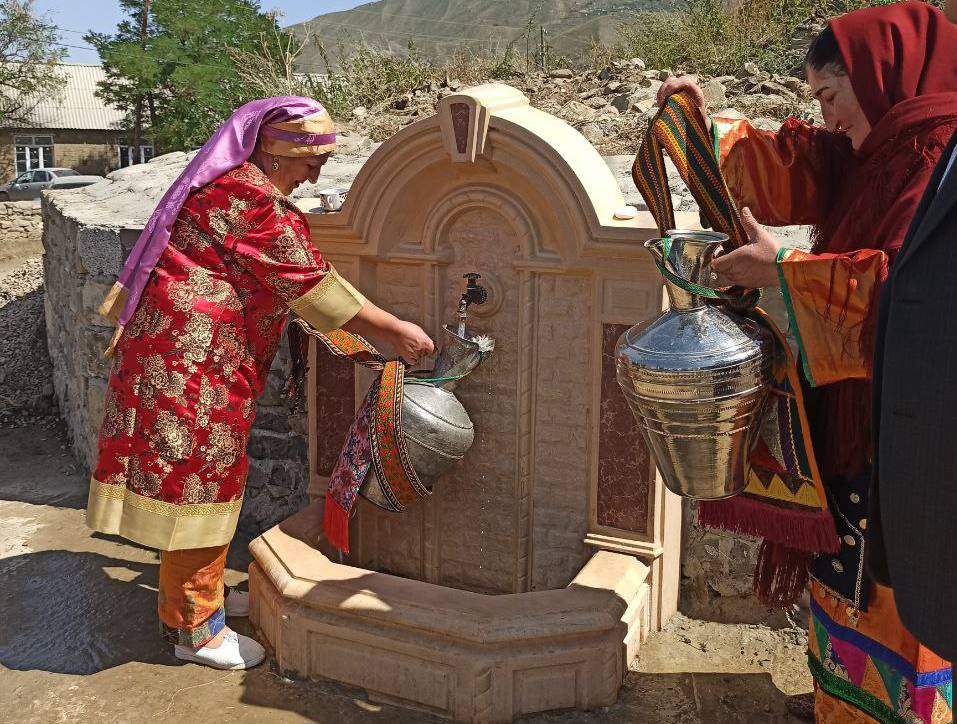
[0,201,42,246]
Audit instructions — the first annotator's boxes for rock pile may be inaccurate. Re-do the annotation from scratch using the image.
[345,59,822,155]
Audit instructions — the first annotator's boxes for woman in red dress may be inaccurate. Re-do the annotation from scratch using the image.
[661,3,957,721]
[88,98,434,669]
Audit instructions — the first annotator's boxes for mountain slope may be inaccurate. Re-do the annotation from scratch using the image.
[287,0,669,66]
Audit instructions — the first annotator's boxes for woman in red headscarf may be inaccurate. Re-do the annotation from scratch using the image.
[660,2,957,721]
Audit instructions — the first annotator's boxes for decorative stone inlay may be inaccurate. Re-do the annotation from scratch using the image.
[450,102,470,154]
[598,322,652,533]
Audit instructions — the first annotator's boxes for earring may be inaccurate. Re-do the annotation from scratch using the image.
[271,159,280,171]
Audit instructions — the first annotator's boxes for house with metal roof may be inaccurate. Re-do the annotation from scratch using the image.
[0,64,154,183]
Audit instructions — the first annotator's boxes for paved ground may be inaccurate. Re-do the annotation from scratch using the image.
[0,422,814,723]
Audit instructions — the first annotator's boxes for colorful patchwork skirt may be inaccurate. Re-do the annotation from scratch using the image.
[809,581,952,723]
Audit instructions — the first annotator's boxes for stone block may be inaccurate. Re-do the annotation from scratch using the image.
[81,277,115,324]
[76,226,123,276]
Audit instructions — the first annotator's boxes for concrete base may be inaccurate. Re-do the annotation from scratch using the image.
[249,502,650,723]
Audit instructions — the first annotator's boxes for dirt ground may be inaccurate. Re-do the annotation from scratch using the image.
[0,421,815,724]
[0,237,42,277]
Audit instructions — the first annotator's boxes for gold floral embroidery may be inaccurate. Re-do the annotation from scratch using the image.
[255,307,286,339]
[204,421,242,473]
[170,219,213,252]
[103,463,128,488]
[266,273,310,302]
[259,224,312,266]
[126,301,172,340]
[150,410,195,460]
[101,388,136,438]
[142,354,187,405]
[241,398,254,420]
[180,473,219,504]
[228,163,275,192]
[208,197,253,239]
[196,377,229,427]
[212,322,249,377]
[174,311,214,369]
[128,457,162,498]
[169,267,241,313]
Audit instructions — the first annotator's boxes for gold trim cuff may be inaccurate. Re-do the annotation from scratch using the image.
[86,478,243,551]
[290,267,366,332]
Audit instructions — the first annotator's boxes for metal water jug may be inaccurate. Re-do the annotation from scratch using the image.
[359,276,494,510]
[615,231,773,499]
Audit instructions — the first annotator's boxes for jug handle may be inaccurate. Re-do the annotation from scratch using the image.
[647,237,743,303]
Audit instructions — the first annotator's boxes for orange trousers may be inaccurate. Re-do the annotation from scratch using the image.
[157,544,229,647]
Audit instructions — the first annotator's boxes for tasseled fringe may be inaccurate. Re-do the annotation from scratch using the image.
[322,496,351,554]
[753,540,811,607]
[698,495,839,554]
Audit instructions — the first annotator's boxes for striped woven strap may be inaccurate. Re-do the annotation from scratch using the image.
[632,92,747,249]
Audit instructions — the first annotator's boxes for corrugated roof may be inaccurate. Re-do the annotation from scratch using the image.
[7,64,126,131]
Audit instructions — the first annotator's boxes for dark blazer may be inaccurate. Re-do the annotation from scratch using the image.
[868,127,957,661]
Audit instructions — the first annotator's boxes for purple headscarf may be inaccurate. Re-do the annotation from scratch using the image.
[101,96,332,337]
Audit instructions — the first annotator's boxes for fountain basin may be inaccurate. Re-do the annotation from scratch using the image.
[249,501,650,723]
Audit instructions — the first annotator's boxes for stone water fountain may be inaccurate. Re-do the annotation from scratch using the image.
[249,84,697,722]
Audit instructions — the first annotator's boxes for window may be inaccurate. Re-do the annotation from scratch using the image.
[14,135,54,174]
[12,172,32,185]
[117,144,155,168]
[50,169,79,177]
[33,170,51,183]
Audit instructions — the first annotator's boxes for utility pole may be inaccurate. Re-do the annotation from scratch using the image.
[132,0,151,162]
[539,26,547,70]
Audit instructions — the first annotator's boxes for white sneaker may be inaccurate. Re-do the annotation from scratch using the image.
[224,589,250,617]
[174,630,265,670]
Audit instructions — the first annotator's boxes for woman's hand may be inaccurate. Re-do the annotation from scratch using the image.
[342,301,434,365]
[711,208,782,289]
[657,75,712,132]
[388,320,435,367]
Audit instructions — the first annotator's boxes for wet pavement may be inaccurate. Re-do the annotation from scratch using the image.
[0,422,813,723]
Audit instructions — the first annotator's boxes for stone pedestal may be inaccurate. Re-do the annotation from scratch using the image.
[250,502,649,723]
[251,83,693,720]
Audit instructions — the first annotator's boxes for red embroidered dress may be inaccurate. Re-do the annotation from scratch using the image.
[86,162,365,550]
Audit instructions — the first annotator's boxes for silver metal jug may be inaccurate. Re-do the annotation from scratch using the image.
[359,276,494,511]
[615,230,773,499]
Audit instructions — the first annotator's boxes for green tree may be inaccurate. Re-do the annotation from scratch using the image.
[0,0,66,126]
[88,0,279,151]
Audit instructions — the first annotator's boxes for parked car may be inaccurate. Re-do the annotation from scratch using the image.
[0,168,104,201]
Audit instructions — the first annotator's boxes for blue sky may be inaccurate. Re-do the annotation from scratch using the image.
[34,0,371,64]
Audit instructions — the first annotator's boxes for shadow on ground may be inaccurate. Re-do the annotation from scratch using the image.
[0,549,173,674]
